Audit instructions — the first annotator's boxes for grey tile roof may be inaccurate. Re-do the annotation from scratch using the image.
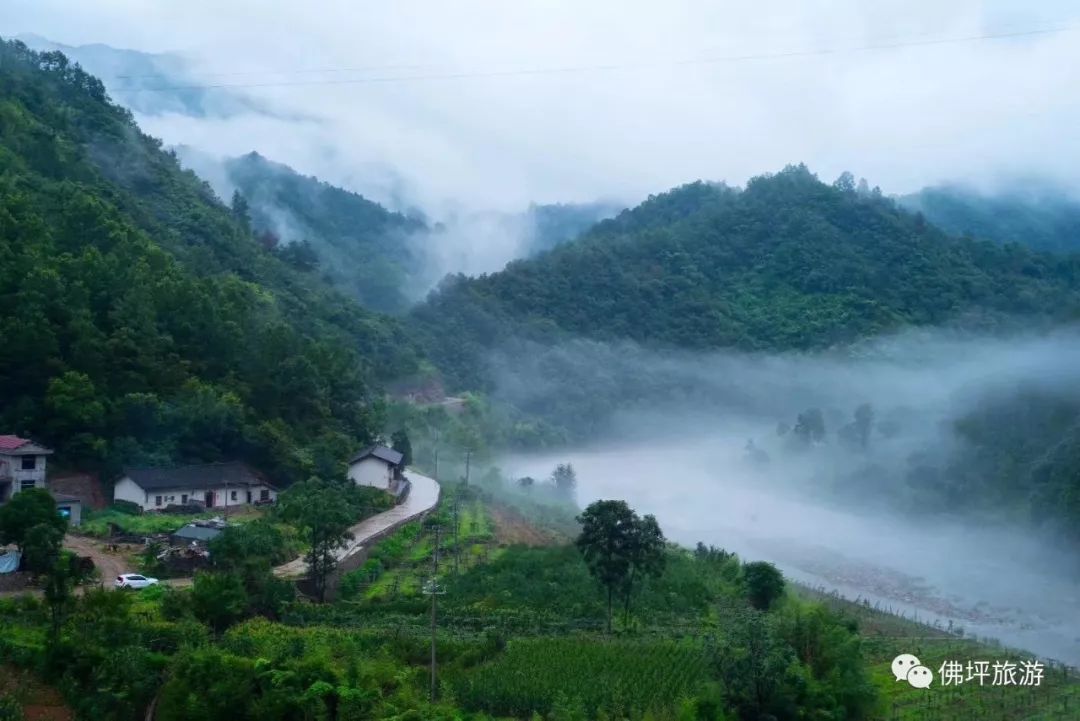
[122,461,272,492]
[349,444,404,466]
[171,525,223,542]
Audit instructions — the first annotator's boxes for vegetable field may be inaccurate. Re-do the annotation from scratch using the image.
[453,637,711,717]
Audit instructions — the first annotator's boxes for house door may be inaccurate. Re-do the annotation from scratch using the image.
[246,491,252,504]
[204,491,214,507]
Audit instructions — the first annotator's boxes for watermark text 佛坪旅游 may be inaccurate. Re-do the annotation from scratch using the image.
[892,654,1044,689]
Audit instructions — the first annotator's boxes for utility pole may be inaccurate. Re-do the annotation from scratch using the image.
[464,447,471,487]
[423,525,445,703]
[452,497,460,575]
[433,429,440,482]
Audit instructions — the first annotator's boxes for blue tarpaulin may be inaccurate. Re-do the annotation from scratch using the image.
[0,550,20,574]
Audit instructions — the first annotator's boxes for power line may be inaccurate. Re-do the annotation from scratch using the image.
[118,24,1076,93]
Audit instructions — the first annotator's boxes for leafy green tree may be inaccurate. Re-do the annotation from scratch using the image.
[793,408,826,446]
[278,239,319,271]
[43,551,84,637]
[621,513,666,622]
[208,522,294,617]
[742,561,785,611]
[278,478,355,602]
[230,189,251,228]
[715,612,798,721]
[0,488,67,557]
[191,572,248,635]
[833,171,856,193]
[577,500,635,632]
[576,500,666,632]
[45,370,105,433]
[391,428,413,467]
[550,463,577,498]
[22,522,64,574]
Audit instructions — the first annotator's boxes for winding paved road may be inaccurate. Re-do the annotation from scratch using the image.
[273,470,441,579]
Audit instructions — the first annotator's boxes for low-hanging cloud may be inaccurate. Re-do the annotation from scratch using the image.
[6,0,1080,216]
[494,327,1080,663]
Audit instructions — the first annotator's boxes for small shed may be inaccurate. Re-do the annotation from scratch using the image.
[51,492,82,528]
[170,524,223,548]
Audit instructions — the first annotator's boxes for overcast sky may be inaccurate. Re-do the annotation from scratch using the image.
[4,1,1079,213]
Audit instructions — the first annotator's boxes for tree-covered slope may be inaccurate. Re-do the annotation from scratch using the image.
[225,152,621,313]
[17,33,278,119]
[414,165,1080,389]
[899,183,1080,254]
[226,152,426,313]
[0,38,420,482]
[519,200,623,256]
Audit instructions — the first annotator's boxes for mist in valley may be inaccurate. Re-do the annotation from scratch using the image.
[496,328,1080,664]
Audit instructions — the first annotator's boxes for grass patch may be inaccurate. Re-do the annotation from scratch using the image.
[79,506,264,538]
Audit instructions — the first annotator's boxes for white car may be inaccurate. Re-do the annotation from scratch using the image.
[114,573,159,590]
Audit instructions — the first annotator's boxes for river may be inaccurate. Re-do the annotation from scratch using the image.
[501,438,1080,666]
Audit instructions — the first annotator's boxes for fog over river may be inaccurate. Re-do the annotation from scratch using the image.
[495,330,1080,666]
[503,439,1080,665]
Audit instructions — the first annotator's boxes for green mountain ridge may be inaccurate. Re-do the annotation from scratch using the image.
[414,166,1080,390]
[898,182,1080,254]
[226,150,426,313]
[0,37,419,482]
[224,150,621,313]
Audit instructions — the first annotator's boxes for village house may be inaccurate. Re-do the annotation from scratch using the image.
[347,445,405,492]
[0,435,52,503]
[113,461,278,512]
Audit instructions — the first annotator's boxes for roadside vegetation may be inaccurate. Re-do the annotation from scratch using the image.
[1,479,1078,720]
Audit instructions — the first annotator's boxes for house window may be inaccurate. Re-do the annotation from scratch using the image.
[155,495,162,506]
[20,456,35,470]
[260,489,270,501]
[20,479,36,491]
[230,490,237,501]
[181,494,188,504]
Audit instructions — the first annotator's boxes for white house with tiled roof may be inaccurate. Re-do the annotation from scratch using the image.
[0,435,52,503]
[347,445,405,491]
[113,461,278,512]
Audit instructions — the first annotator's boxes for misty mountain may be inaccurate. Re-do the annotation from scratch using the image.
[519,201,624,255]
[0,37,420,482]
[898,182,1080,254]
[225,151,427,313]
[414,164,1080,389]
[15,33,279,119]
[223,150,621,312]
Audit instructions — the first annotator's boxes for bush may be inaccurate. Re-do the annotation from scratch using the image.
[0,695,23,721]
[110,500,141,516]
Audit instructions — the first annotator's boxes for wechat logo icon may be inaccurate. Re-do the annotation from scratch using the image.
[892,653,933,688]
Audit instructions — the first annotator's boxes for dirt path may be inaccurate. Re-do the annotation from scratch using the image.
[63,534,134,584]
[274,470,441,578]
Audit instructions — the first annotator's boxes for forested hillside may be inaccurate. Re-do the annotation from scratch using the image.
[226,152,426,313]
[414,166,1080,389]
[518,200,623,255]
[225,151,621,313]
[899,183,1080,254]
[0,38,420,482]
